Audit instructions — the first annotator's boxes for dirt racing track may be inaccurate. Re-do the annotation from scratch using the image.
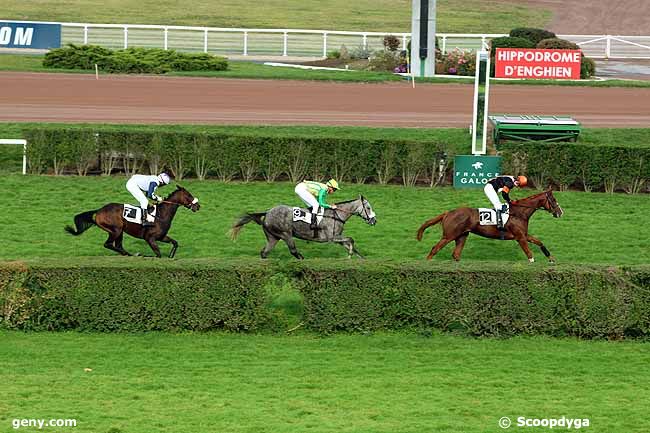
[1,72,650,128]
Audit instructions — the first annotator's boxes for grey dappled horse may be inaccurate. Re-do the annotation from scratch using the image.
[230,195,376,259]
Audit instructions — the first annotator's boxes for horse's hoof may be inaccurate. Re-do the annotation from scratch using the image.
[528,258,535,263]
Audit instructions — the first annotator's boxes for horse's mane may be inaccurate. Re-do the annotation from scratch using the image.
[511,190,550,205]
[335,197,364,205]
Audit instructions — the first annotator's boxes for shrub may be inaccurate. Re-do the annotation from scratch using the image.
[350,44,371,60]
[326,49,340,59]
[383,34,401,52]
[536,38,580,50]
[510,27,556,45]
[43,44,228,74]
[367,50,401,72]
[490,36,536,52]
[581,56,597,79]
[440,48,476,76]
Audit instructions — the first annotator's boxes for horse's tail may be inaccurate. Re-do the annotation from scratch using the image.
[64,210,98,236]
[416,212,447,241]
[229,212,267,240]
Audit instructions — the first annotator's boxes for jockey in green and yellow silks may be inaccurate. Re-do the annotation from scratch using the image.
[294,179,339,229]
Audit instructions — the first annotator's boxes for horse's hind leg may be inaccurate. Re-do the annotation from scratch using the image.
[282,235,304,260]
[451,233,469,261]
[113,232,131,256]
[427,237,452,260]
[260,228,279,259]
[160,235,178,258]
[103,231,125,255]
[144,236,162,258]
[527,234,555,263]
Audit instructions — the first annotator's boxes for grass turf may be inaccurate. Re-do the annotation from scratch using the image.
[3,54,650,87]
[0,0,550,33]
[1,331,647,433]
[2,174,649,265]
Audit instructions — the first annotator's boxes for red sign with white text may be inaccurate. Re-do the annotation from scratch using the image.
[495,48,582,80]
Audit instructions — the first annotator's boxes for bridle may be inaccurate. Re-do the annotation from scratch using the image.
[158,197,199,210]
[511,191,558,213]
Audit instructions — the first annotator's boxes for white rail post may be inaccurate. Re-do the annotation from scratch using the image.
[606,35,611,59]
[283,31,288,56]
[164,27,168,50]
[481,36,487,50]
[124,26,128,48]
[363,33,368,51]
[204,29,208,53]
[83,25,88,44]
[442,35,447,54]
[243,31,248,55]
[322,32,327,57]
[402,34,407,49]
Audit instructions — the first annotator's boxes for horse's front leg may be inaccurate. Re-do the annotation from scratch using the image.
[160,235,179,258]
[527,234,555,263]
[145,235,162,258]
[516,238,535,263]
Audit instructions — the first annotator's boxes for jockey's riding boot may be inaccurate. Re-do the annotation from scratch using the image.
[143,211,155,227]
[496,211,505,239]
[310,211,318,231]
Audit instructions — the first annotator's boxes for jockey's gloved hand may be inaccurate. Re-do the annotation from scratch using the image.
[156,196,164,203]
[501,204,508,212]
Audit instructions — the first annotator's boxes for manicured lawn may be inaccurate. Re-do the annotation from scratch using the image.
[0,0,551,33]
[1,331,646,433]
[3,174,649,265]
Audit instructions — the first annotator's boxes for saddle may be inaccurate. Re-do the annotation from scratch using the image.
[292,207,324,226]
[477,206,510,226]
[123,204,157,225]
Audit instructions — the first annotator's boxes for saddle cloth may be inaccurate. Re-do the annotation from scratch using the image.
[292,207,324,225]
[478,206,510,226]
[123,204,157,225]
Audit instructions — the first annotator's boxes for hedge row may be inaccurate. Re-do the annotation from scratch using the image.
[500,141,650,193]
[2,261,650,338]
[43,44,228,74]
[23,127,457,186]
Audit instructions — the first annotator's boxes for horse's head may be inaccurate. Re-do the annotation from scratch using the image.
[167,185,200,212]
[543,190,563,218]
[356,195,376,225]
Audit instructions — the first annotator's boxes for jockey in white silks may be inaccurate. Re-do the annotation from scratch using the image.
[294,179,339,230]
[126,172,171,226]
[484,175,527,230]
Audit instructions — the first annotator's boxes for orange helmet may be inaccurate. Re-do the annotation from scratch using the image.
[517,175,528,187]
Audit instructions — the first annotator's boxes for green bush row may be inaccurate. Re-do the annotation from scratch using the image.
[43,44,228,74]
[0,261,276,332]
[500,141,650,193]
[2,261,649,338]
[23,127,457,186]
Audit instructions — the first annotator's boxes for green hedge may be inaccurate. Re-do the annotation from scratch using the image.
[43,44,228,74]
[0,261,275,332]
[2,261,650,338]
[500,141,650,193]
[23,126,457,185]
[509,27,556,45]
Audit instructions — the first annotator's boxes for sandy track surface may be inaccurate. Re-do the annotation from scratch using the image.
[1,72,649,128]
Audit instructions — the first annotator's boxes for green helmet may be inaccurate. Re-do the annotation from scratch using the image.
[326,179,339,190]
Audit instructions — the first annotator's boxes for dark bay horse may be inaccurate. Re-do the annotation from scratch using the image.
[230,196,376,259]
[65,185,200,258]
[416,190,563,262]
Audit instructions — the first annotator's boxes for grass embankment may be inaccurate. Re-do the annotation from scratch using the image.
[0,0,550,33]
[2,175,649,264]
[1,331,647,433]
[2,54,650,87]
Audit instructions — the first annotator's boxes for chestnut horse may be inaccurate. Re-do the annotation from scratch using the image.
[65,185,200,258]
[416,190,563,262]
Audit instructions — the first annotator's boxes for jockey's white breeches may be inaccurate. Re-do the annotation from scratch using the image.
[484,183,502,210]
[126,178,149,209]
[295,183,320,213]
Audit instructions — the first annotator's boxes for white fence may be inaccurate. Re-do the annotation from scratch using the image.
[8,21,650,59]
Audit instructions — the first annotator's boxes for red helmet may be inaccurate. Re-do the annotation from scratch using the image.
[517,175,528,187]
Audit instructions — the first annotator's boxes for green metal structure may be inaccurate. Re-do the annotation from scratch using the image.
[489,114,581,146]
